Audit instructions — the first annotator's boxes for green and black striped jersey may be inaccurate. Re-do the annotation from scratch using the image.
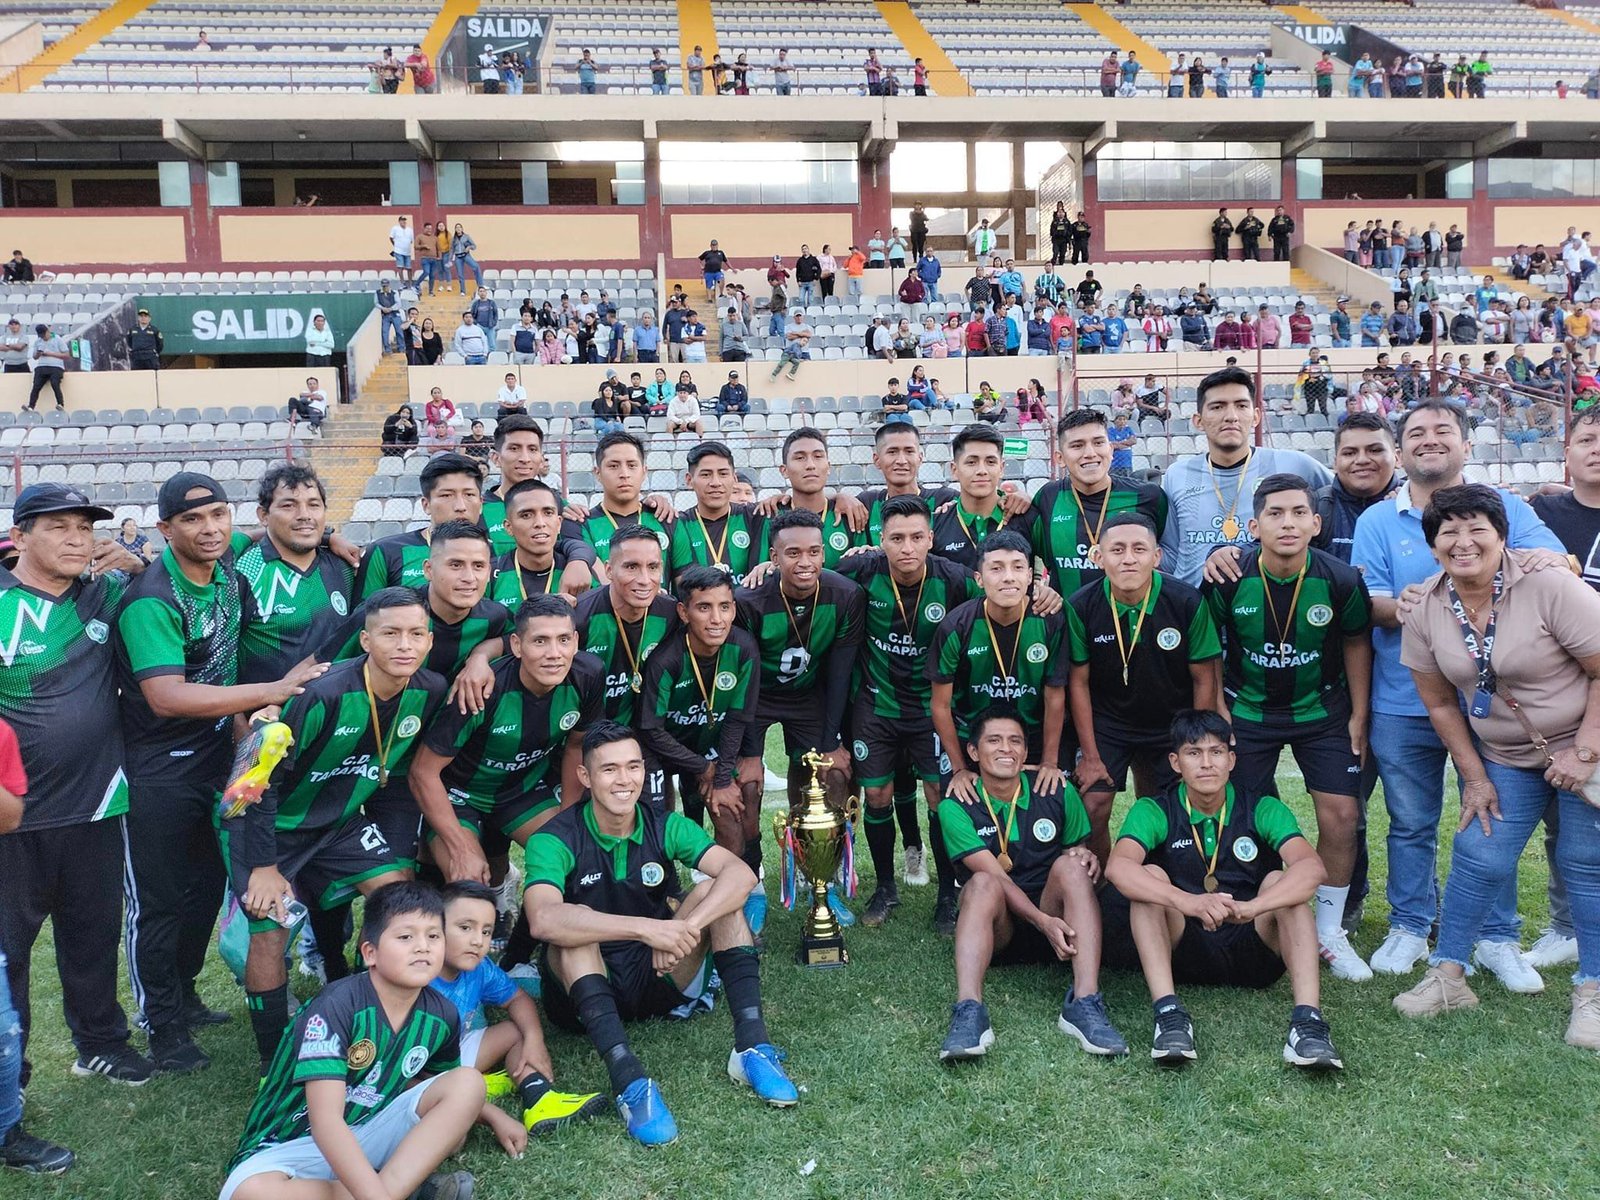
[222,657,446,869]
[231,973,459,1169]
[1030,476,1168,598]
[354,528,430,598]
[836,551,976,720]
[322,587,513,683]
[573,586,677,724]
[488,542,594,605]
[667,504,768,584]
[1202,547,1371,725]
[735,569,865,700]
[854,485,958,545]
[928,598,1068,740]
[423,652,605,814]
[637,628,761,785]
[116,547,244,784]
[0,566,129,830]
[930,500,1033,572]
[234,538,356,684]
[560,506,670,564]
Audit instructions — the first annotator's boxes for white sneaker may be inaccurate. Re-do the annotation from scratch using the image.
[1524,928,1580,970]
[1473,940,1545,994]
[493,864,523,919]
[902,846,929,886]
[1370,929,1430,975]
[1319,929,1374,981]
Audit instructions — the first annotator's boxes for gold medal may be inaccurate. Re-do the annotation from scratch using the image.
[362,664,401,794]
[1204,873,1219,893]
[630,672,642,694]
[998,851,1014,873]
[1221,516,1240,540]
[379,766,390,789]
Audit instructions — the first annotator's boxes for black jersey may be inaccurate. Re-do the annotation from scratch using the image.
[735,569,864,701]
[323,587,513,683]
[560,506,671,564]
[1532,490,1600,591]
[667,504,768,584]
[354,528,429,598]
[1117,782,1303,901]
[1029,476,1168,598]
[637,628,761,786]
[573,586,677,725]
[854,485,959,545]
[234,538,355,684]
[938,771,1091,893]
[488,541,594,605]
[929,500,1030,572]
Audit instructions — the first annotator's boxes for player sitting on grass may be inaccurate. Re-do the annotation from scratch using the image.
[524,722,798,1147]
[938,708,1127,1062]
[429,881,609,1151]
[1102,709,1343,1071]
[219,881,482,1200]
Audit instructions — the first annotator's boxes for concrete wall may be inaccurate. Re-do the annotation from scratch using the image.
[2,214,189,267]
[667,211,859,260]
[1301,204,1470,251]
[1292,243,1390,310]
[1492,204,1600,248]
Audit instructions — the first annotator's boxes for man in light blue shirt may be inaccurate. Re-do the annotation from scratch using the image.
[996,260,1025,302]
[1351,399,1566,983]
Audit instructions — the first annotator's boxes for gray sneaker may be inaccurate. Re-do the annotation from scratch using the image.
[939,999,994,1062]
[1057,990,1129,1057]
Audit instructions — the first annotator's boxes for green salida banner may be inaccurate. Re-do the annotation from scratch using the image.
[137,293,375,356]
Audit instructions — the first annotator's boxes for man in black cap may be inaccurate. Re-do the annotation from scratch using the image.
[0,485,153,1173]
[116,473,326,1074]
[126,309,163,371]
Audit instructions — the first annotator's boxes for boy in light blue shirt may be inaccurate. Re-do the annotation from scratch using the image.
[1107,412,1136,472]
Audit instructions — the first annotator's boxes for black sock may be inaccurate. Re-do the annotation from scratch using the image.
[246,984,289,1066]
[864,806,897,888]
[500,910,536,969]
[515,1070,553,1107]
[569,974,645,1093]
[926,809,955,897]
[894,793,923,850]
[308,904,352,981]
[713,946,770,1052]
[743,835,763,878]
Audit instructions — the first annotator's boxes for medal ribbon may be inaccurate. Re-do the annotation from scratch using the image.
[1112,580,1155,688]
[1183,784,1231,890]
[1259,558,1309,645]
[686,636,719,718]
[1446,569,1503,694]
[362,662,402,788]
[977,777,1026,872]
[1205,447,1253,539]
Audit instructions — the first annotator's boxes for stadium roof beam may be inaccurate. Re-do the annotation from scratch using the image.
[1473,121,1527,158]
[162,118,204,160]
[405,118,434,159]
[1282,121,1324,160]
[1083,121,1117,160]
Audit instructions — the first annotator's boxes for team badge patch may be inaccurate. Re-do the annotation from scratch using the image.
[1306,604,1334,628]
[1233,836,1259,863]
[331,593,348,616]
[715,670,737,691]
[401,1045,430,1079]
[397,715,422,738]
[640,861,665,887]
[1025,643,1049,664]
[1156,627,1181,651]
[347,1038,377,1071]
[559,710,580,731]
[655,530,670,549]
[731,530,751,550]
[1032,818,1056,842]
[925,603,945,623]
[829,531,850,551]
[852,739,869,761]
[85,619,109,643]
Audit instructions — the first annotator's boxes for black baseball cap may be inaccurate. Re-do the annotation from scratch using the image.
[157,472,227,520]
[14,482,112,523]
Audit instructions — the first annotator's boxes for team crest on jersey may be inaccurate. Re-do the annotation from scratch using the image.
[1032,818,1056,842]
[85,619,109,644]
[925,603,945,623]
[1233,835,1259,863]
[829,531,849,551]
[715,670,737,691]
[331,593,348,616]
[852,739,869,761]
[655,530,670,549]
[559,710,580,731]
[1156,627,1181,651]
[731,530,751,550]
[401,1045,430,1079]
[347,1038,377,1071]
[1306,604,1334,628]
[640,861,665,886]
[397,715,422,738]
[1024,643,1048,665]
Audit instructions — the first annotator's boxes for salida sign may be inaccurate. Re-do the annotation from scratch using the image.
[137,294,372,356]
[440,11,551,90]
[1292,24,1351,48]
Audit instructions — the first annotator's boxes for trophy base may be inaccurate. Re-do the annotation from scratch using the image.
[796,933,849,968]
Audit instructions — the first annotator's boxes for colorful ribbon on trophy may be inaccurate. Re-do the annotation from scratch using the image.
[779,825,798,911]
[840,817,858,899]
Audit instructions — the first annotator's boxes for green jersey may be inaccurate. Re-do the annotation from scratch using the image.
[855,486,959,546]
[0,566,129,830]
[323,587,513,683]
[1118,782,1303,900]
[354,529,430,598]
[637,628,761,787]
[488,543,592,606]
[116,547,244,784]
[572,585,677,724]
[1029,476,1168,598]
[930,499,1032,572]
[1202,547,1370,725]
[422,652,605,816]
[231,973,459,1170]
[234,538,355,684]
[928,597,1068,741]
[836,550,976,720]
[560,506,670,564]
[525,800,713,923]
[667,504,767,584]
[938,771,1091,893]
[735,569,865,700]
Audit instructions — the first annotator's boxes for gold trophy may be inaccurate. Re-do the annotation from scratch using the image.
[773,749,856,968]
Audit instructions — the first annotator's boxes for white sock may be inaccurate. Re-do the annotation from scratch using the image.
[1314,885,1350,941]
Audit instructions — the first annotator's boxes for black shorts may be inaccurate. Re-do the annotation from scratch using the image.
[738,691,826,762]
[850,703,945,789]
[1099,885,1285,989]
[984,885,1059,965]
[642,756,705,822]
[540,942,699,1030]
[1231,713,1359,798]
[1089,724,1178,795]
[364,780,423,869]
[435,779,561,843]
[223,816,399,935]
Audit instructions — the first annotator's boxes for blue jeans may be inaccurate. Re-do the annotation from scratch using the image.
[1506,429,1545,446]
[1252,82,1264,98]
[380,310,403,351]
[579,80,596,95]
[798,282,814,306]
[594,418,623,435]
[454,255,483,290]
[1370,713,1521,942]
[1389,245,1405,270]
[463,354,487,365]
[1331,337,1351,348]
[418,258,438,293]
[392,252,411,272]
[776,82,791,95]
[847,278,862,299]
[651,81,668,95]
[0,951,20,1141]
[768,312,785,337]
[1434,759,1600,983]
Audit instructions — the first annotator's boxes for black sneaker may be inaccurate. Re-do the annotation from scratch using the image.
[1151,999,1197,1065]
[149,1025,210,1075]
[70,1045,155,1086]
[182,989,233,1028]
[933,892,959,937]
[1283,1005,1343,1071]
[413,1169,476,1200]
[861,884,900,927]
[939,999,994,1062]
[1,1126,75,1175]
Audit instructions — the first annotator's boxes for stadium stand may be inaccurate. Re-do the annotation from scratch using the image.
[710,0,904,94]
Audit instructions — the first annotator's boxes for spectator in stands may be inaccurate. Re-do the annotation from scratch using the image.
[414,316,441,366]
[459,420,493,468]
[792,246,820,307]
[1285,301,1312,349]
[3,251,33,287]
[1359,301,1385,348]
[647,48,670,96]
[1141,305,1171,352]
[1328,296,1352,349]
[939,313,963,357]
[425,385,457,431]
[626,310,656,364]
[375,280,403,354]
[496,373,527,419]
[1025,307,1053,357]
[985,304,1011,359]
[381,404,418,456]
[1425,52,1446,98]
[881,379,911,425]
[603,311,629,365]
[450,224,483,291]
[893,318,919,359]
[25,324,67,412]
[388,216,414,278]
[898,271,926,322]
[1213,57,1233,98]
[698,239,728,304]
[1249,52,1271,99]
[709,53,729,93]
[451,311,490,365]
[1468,51,1492,97]
[303,311,336,367]
[478,47,501,94]
[1314,51,1335,98]
[916,315,944,359]
[681,310,708,364]
[1445,224,1465,269]
[837,244,863,301]
[687,45,705,94]
[971,218,998,259]
[1254,303,1280,350]
[1451,307,1481,345]
[1482,302,1511,345]
[773,49,794,95]
[1011,385,1044,426]
[1388,300,1418,347]
[972,381,1005,423]
[577,49,599,95]
[867,230,887,269]
[659,380,700,435]
[1136,375,1172,424]
[0,318,27,374]
[1119,50,1142,96]
[194,29,211,51]
[1350,52,1373,97]
[592,382,626,436]
[1100,51,1120,98]
[1187,56,1208,98]
[1167,53,1186,97]
[402,43,435,93]
[719,306,749,363]
[1179,305,1210,350]
[114,517,157,565]
[716,371,749,417]
[509,313,538,365]
[371,47,403,93]
[1417,298,1445,345]
[470,288,499,344]
[864,49,884,96]
[287,377,328,435]
[1212,311,1242,351]
[639,367,669,416]
[888,229,908,270]
[1413,270,1439,306]
[773,311,811,380]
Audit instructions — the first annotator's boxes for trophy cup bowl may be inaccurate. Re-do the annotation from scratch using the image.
[773,749,853,967]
